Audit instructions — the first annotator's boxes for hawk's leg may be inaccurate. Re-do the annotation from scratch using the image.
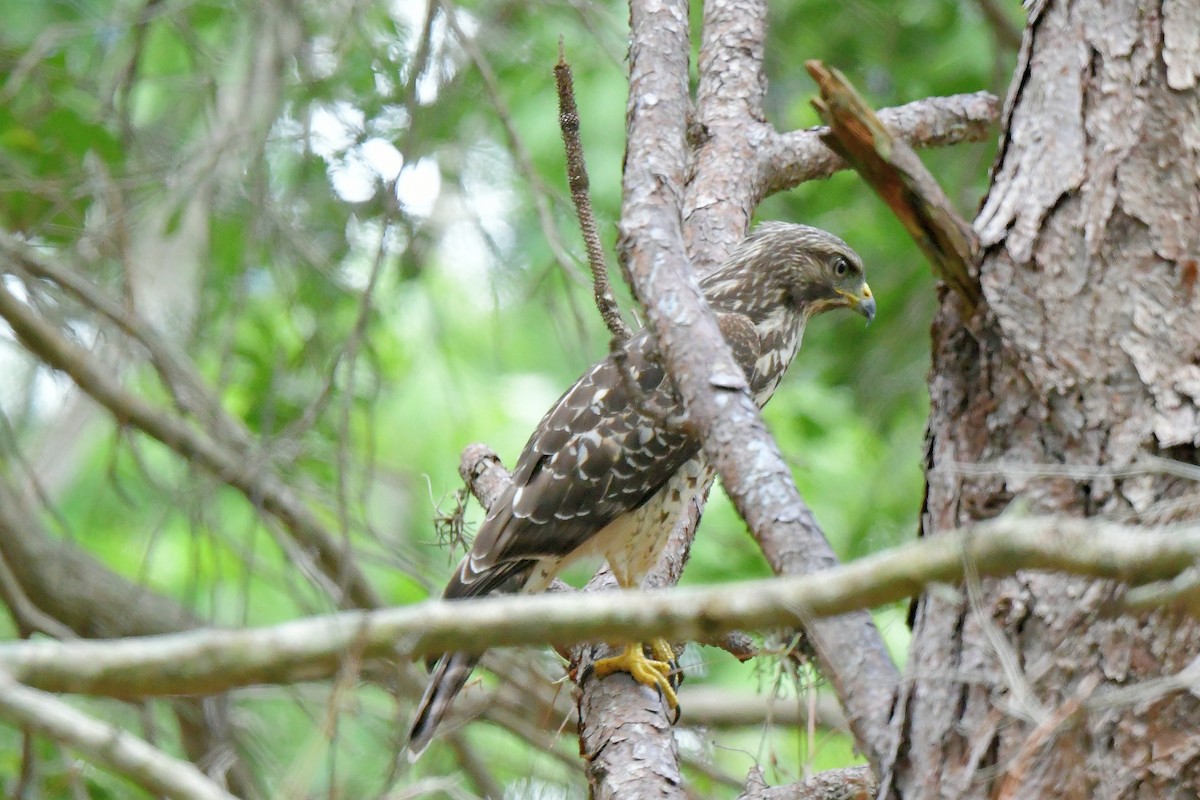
[592,640,679,712]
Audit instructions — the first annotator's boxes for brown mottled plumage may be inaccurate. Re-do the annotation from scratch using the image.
[405,223,874,757]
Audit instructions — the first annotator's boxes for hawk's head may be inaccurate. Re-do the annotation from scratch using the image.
[700,222,875,325]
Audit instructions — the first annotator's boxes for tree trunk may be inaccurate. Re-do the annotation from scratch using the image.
[887,0,1200,797]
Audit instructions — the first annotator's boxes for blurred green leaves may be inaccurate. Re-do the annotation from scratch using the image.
[0,0,1014,794]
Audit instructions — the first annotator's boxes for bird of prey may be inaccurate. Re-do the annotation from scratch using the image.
[405,222,874,757]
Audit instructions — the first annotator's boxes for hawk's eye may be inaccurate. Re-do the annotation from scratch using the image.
[833,257,850,277]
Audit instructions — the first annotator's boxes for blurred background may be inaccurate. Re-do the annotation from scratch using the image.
[0,0,1018,796]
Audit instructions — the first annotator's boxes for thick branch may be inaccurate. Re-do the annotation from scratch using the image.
[672,3,928,775]
[586,1,693,793]
[0,277,381,610]
[0,672,235,800]
[625,86,901,788]
[683,0,771,267]
[738,765,876,800]
[3,515,1196,698]
[0,480,198,640]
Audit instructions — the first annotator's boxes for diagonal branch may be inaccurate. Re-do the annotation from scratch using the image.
[0,277,381,611]
[622,4,901,776]
[0,671,235,800]
[0,234,253,453]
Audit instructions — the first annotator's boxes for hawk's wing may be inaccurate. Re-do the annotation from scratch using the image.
[444,317,762,599]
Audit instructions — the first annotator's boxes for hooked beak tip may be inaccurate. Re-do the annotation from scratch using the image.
[853,282,875,324]
[859,294,876,324]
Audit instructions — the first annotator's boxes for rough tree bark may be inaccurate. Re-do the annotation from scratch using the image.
[885,1,1200,797]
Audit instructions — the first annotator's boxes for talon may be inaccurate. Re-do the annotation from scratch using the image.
[593,641,680,712]
[648,637,684,692]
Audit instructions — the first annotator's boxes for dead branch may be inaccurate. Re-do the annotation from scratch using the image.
[762,91,999,196]
[807,61,982,313]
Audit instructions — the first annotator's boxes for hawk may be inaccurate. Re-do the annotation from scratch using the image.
[406,222,874,756]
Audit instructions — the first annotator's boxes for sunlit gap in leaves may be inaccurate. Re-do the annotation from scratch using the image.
[298,118,523,316]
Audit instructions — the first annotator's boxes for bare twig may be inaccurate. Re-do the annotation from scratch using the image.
[555,43,630,343]
[0,672,236,800]
[0,236,253,452]
[5,516,1200,698]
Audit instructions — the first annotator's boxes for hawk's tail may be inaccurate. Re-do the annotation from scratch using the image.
[404,650,479,760]
[404,558,535,760]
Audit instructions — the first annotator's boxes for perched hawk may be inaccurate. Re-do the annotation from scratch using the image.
[406,222,874,756]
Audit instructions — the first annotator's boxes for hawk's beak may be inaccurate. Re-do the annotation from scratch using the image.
[837,283,876,324]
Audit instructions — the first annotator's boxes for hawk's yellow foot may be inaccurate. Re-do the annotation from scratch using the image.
[593,640,679,711]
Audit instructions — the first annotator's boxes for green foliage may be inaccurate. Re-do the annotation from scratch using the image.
[0,0,1017,795]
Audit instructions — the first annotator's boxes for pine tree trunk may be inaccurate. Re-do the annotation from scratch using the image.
[887,0,1200,797]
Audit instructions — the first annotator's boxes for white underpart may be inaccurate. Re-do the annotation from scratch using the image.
[524,456,712,592]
